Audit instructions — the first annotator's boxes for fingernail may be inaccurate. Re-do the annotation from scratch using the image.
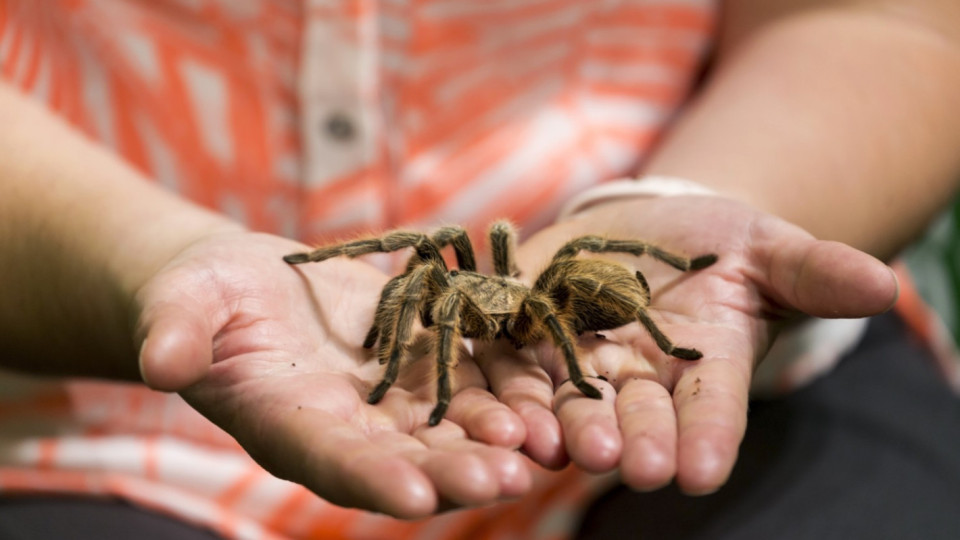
[884,265,900,312]
[137,337,152,386]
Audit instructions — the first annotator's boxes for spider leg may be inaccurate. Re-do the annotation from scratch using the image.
[367,265,433,404]
[363,274,404,349]
[519,294,602,399]
[552,235,717,271]
[374,306,400,366]
[284,231,445,266]
[635,270,651,305]
[363,322,381,352]
[632,270,701,359]
[635,308,702,360]
[489,220,520,277]
[431,226,477,271]
[427,290,464,426]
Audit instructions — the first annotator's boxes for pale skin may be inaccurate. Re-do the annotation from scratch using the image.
[507,197,899,494]
[503,0,960,493]
[0,85,531,518]
[1,0,959,519]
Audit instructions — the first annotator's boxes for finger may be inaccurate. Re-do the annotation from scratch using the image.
[443,386,527,449]
[476,340,568,469]
[673,355,751,495]
[365,430,498,508]
[414,422,533,500]
[367,377,524,448]
[258,407,440,519]
[362,389,529,504]
[762,226,899,318]
[137,301,215,391]
[555,377,622,473]
[616,378,677,491]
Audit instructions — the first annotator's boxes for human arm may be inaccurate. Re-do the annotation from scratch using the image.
[0,81,530,517]
[0,81,237,384]
[647,0,960,258]
[495,0,960,494]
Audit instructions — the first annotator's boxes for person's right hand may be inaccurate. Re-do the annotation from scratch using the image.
[133,230,531,518]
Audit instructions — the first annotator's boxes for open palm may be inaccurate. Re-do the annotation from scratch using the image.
[484,195,898,494]
[133,231,530,518]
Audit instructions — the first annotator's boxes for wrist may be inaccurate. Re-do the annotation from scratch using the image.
[106,202,245,304]
[0,84,244,379]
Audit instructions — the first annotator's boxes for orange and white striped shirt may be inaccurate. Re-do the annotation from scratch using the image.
[5,2,960,539]
[0,1,718,539]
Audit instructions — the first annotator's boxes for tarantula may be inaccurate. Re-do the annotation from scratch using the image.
[283,222,717,426]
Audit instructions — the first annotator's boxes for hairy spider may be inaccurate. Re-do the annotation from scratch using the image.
[283,222,717,426]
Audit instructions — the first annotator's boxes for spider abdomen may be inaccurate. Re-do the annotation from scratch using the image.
[570,295,642,333]
[544,260,648,332]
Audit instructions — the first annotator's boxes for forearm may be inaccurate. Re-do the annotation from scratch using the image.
[0,82,239,379]
[643,0,960,259]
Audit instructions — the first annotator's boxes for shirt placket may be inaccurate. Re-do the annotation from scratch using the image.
[299,0,384,230]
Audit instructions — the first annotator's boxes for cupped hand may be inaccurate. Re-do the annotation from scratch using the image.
[133,231,530,518]
[482,195,898,494]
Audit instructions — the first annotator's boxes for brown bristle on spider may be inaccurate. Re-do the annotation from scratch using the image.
[284,221,717,427]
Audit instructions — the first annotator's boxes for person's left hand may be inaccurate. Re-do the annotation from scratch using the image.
[477,195,898,494]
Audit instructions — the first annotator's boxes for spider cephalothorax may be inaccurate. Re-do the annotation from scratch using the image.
[284,221,717,426]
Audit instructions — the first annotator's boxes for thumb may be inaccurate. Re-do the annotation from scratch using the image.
[136,288,217,391]
[767,238,899,318]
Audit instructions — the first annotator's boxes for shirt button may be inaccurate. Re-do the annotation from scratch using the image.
[324,111,356,142]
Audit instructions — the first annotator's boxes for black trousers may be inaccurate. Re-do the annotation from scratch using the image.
[2,313,959,540]
[576,312,960,540]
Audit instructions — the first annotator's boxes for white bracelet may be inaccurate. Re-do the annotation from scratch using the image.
[557,175,719,221]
